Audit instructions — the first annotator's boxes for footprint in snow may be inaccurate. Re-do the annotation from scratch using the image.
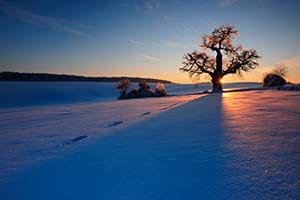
[140,112,151,116]
[60,135,88,146]
[161,107,169,110]
[70,135,88,142]
[58,112,73,116]
[107,121,123,128]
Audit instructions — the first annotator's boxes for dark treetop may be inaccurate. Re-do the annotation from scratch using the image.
[180,25,260,92]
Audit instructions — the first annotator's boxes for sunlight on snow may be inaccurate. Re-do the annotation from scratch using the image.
[221,90,300,196]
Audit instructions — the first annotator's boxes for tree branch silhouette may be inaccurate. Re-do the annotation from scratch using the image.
[180,25,260,92]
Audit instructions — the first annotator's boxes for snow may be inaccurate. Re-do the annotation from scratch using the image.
[0,81,261,108]
[0,82,119,108]
[0,94,201,181]
[0,83,299,199]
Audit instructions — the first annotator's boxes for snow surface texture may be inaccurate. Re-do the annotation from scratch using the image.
[0,82,260,108]
[0,94,200,181]
[0,90,299,199]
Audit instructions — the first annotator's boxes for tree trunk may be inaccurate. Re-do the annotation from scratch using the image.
[211,50,223,93]
[211,76,223,93]
[118,90,127,99]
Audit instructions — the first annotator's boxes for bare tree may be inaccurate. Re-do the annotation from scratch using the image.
[262,64,287,87]
[272,64,287,77]
[180,25,260,92]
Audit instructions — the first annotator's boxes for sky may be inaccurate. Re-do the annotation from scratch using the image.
[0,0,299,83]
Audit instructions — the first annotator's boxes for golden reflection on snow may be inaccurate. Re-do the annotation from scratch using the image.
[221,90,300,195]
[222,90,300,143]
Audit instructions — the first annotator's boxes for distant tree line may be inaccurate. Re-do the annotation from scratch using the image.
[0,71,172,83]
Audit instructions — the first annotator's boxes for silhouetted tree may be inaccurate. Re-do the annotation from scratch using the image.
[263,64,287,87]
[138,80,150,90]
[180,25,260,92]
[116,79,131,99]
[137,80,154,97]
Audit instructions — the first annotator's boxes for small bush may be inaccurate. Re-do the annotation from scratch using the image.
[155,82,167,96]
[263,65,287,87]
[116,79,131,91]
[116,80,168,99]
[138,80,150,90]
[116,79,131,99]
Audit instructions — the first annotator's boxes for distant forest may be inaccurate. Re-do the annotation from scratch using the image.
[0,72,173,84]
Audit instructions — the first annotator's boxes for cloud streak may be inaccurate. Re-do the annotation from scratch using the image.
[145,0,160,10]
[0,1,87,36]
[138,54,160,62]
[135,0,160,13]
[129,39,144,45]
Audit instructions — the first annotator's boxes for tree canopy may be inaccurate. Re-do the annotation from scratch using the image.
[180,25,260,92]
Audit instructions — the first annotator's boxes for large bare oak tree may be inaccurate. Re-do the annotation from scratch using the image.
[180,25,260,92]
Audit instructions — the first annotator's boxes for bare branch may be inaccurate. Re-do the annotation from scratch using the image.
[180,51,215,78]
[200,24,238,53]
[180,24,260,92]
[223,49,260,75]
[272,64,287,77]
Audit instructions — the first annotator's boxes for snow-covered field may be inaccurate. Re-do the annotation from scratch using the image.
[0,93,201,181]
[0,81,260,108]
[0,82,299,199]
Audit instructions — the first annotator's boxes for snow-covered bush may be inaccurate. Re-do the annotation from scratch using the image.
[117,80,168,99]
[155,82,167,96]
[263,64,287,87]
[116,79,131,99]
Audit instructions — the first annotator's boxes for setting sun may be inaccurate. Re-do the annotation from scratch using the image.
[0,1,300,199]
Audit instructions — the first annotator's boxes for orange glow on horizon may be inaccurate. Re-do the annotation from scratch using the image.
[42,69,299,84]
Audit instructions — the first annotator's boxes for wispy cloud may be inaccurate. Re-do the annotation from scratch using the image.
[138,54,160,62]
[135,0,160,13]
[145,0,160,10]
[129,39,144,45]
[134,0,170,24]
[0,1,88,36]
[218,0,240,7]
[162,15,169,21]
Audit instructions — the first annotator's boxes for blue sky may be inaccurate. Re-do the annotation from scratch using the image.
[0,0,299,83]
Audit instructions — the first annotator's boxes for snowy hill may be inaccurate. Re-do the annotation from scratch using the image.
[0,90,299,199]
[0,82,261,108]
